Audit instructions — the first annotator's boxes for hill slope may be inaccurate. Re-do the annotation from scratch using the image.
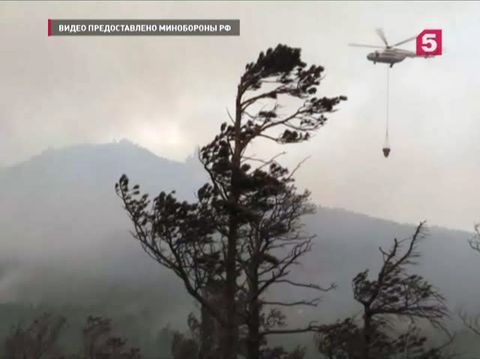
[0,141,477,352]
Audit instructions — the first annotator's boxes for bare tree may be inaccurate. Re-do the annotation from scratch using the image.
[317,222,451,359]
[116,44,346,359]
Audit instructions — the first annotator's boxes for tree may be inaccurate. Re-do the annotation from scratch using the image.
[459,224,480,336]
[4,313,65,359]
[235,163,335,359]
[3,314,142,359]
[170,314,201,359]
[116,43,346,359]
[468,224,480,254]
[82,316,141,359]
[316,222,451,359]
[171,332,199,359]
[261,345,306,359]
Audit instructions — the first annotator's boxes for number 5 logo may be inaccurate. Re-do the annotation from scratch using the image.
[416,29,442,56]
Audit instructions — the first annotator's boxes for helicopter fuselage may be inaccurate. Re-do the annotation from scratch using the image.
[367,48,416,67]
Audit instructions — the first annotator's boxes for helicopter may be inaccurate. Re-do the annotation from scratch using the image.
[349,29,422,67]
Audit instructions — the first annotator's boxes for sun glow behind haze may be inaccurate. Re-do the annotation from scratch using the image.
[134,122,186,156]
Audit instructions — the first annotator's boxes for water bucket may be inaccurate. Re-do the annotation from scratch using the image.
[382,147,391,158]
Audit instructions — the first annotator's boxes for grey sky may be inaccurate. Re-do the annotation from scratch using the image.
[0,1,479,230]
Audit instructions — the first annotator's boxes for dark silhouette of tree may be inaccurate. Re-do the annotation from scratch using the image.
[459,224,480,336]
[4,313,65,359]
[170,314,201,359]
[2,314,142,359]
[176,311,308,359]
[82,316,141,359]
[316,222,451,359]
[235,165,335,359]
[116,44,346,359]
[468,224,480,254]
[171,332,199,359]
[261,345,306,359]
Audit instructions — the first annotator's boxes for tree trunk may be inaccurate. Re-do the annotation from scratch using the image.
[219,84,244,359]
[200,287,216,359]
[221,230,238,359]
[246,253,261,359]
[362,308,371,359]
[247,287,261,358]
[221,191,239,359]
[247,321,260,359]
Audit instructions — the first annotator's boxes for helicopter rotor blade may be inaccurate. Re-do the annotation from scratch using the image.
[392,36,416,47]
[348,43,385,49]
[376,28,389,47]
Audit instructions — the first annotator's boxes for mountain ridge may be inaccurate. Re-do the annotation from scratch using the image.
[0,139,472,234]
[0,140,477,325]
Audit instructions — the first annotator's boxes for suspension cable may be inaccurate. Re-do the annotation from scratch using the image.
[385,66,390,146]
